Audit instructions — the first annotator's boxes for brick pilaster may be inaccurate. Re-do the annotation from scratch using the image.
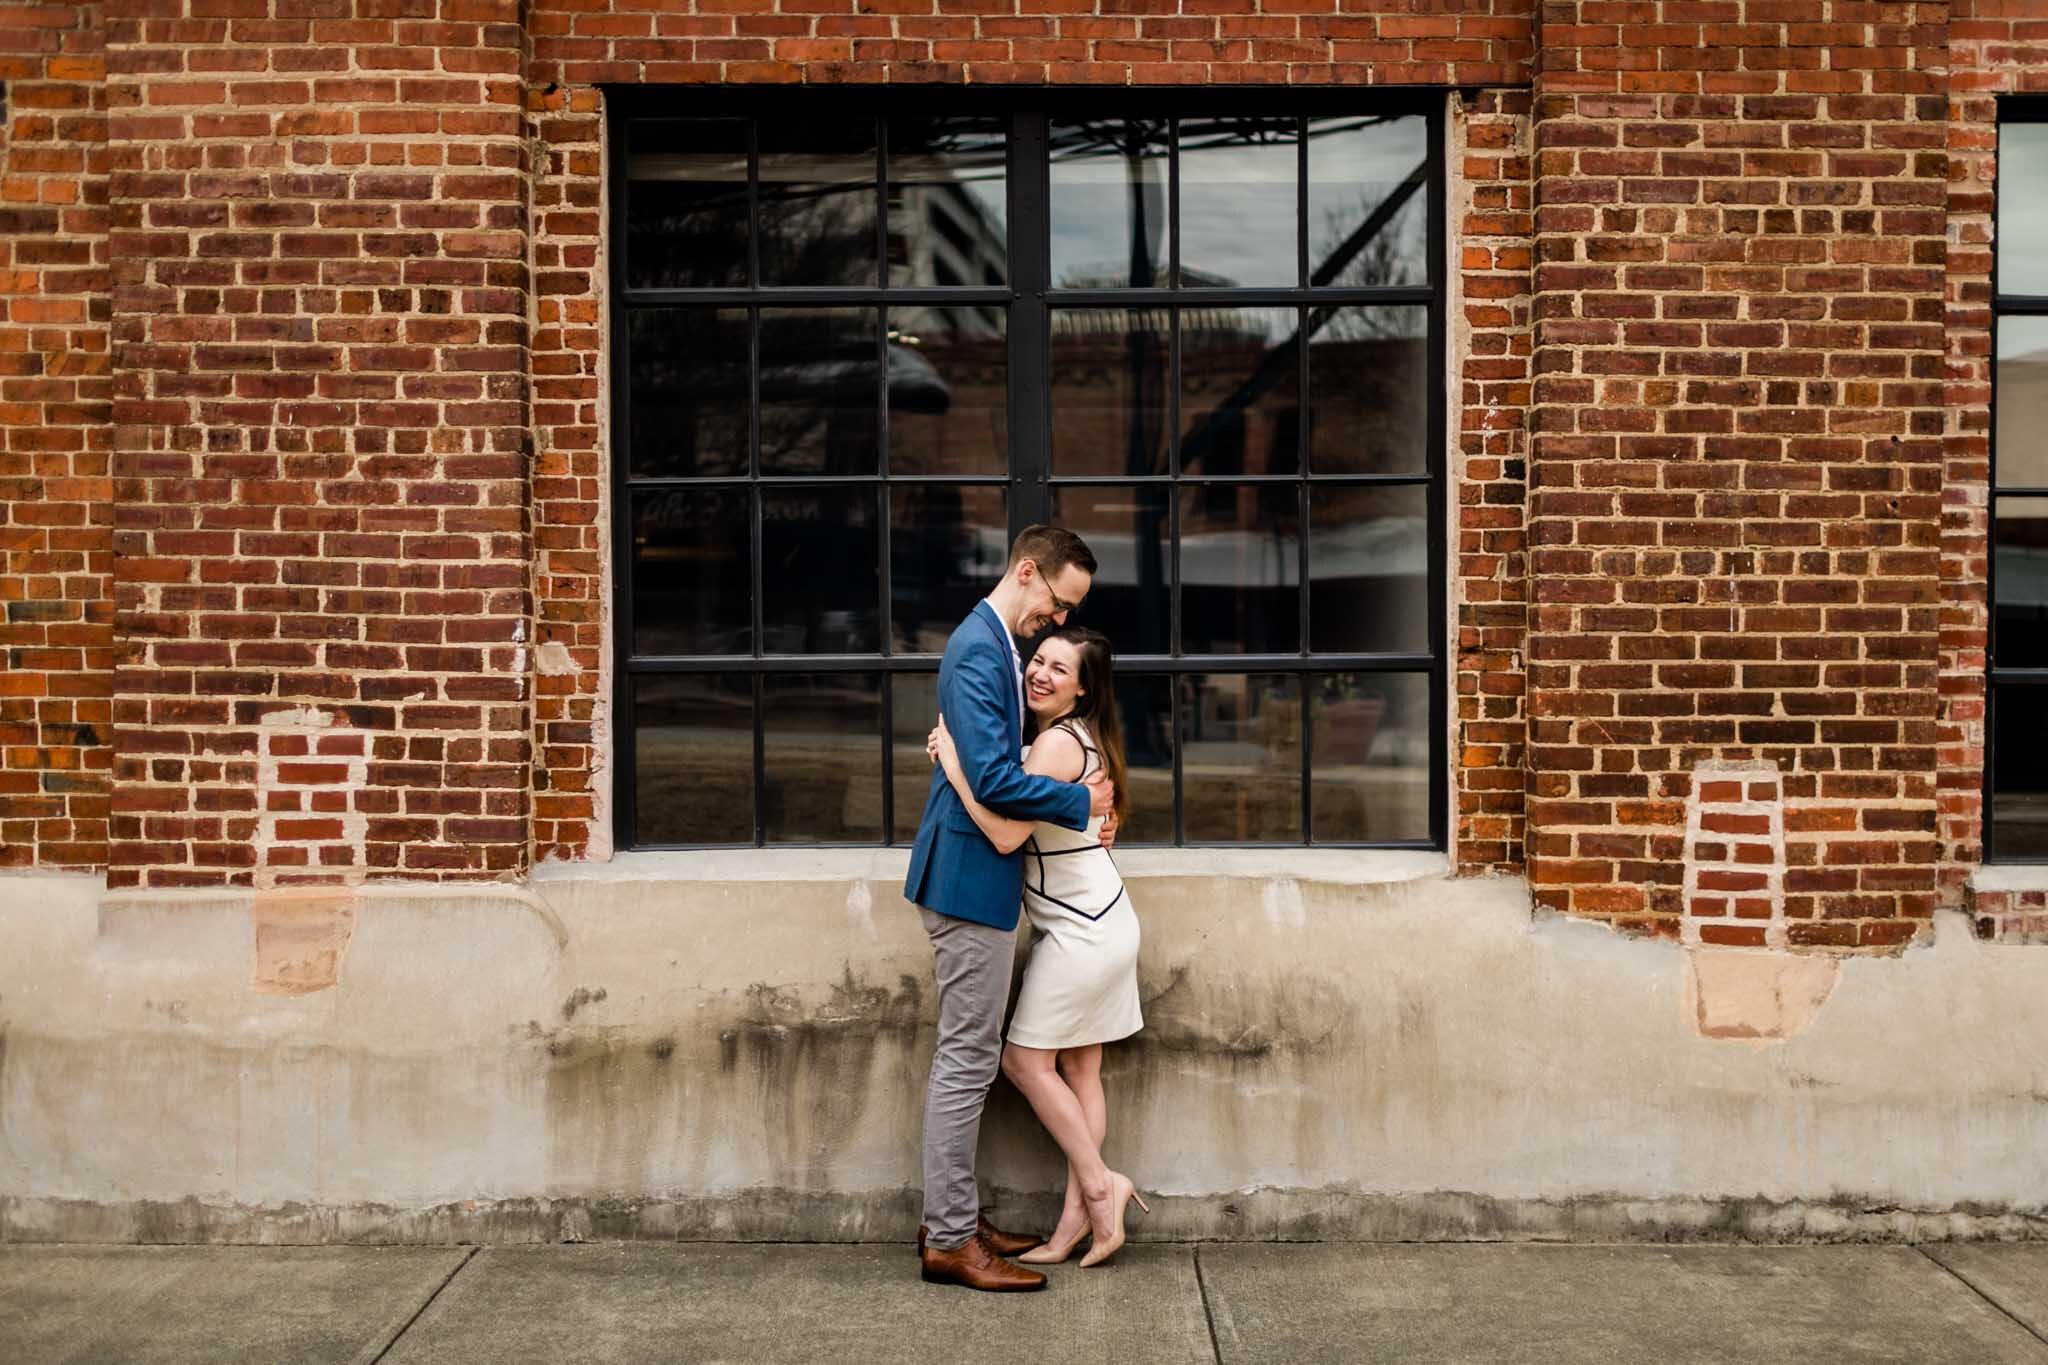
[1528,1,1950,948]
[104,0,533,888]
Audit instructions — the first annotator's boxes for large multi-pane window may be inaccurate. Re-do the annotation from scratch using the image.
[1993,107,2048,859]
[609,94,1445,849]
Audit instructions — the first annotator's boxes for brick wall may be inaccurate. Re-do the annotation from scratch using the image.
[525,0,1536,88]
[2,1,2045,956]
[1526,2,1949,948]
[1454,87,1532,875]
[0,1,110,871]
[103,0,532,888]
[1946,2,2048,936]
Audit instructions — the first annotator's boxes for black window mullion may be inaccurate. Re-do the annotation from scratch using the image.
[610,115,638,848]
[1427,93,1450,850]
[1009,107,1051,530]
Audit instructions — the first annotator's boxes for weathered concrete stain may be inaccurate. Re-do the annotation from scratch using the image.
[559,986,607,1022]
[249,892,359,996]
[9,866,2048,1244]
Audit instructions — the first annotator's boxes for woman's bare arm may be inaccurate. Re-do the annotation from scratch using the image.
[934,719,1084,855]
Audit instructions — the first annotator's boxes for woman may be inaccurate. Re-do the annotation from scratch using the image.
[930,625,1148,1267]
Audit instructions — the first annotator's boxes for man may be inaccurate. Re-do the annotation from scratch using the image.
[904,524,1114,1292]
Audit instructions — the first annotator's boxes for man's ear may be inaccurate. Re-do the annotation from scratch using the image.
[1013,557,1035,586]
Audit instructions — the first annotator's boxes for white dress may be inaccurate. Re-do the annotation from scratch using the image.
[1007,720,1144,1050]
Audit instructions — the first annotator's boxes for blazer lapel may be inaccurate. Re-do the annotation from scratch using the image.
[974,601,1020,742]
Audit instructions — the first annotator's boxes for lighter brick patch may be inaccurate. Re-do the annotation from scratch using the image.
[1683,760,1786,950]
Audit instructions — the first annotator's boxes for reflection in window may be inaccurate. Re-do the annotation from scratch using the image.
[761,487,879,654]
[1994,688,2048,859]
[632,488,752,656]
[1179,483,1300,656]
[1178,117,1298,288]
[1049,119,1169,289]
[888,306,1006,476]
[635,675,754,845]
[1997,317,2048,491]
[2000,123,2048,299]
[763,673,883,842]
[892,484,1006,653]
[628,308,750,478]
[889,116,1009,289]
[1996,497,2048,669]
[759,117,878,286]
[1181,307,1301,478]
[1050,308,1170,476]
[1309,484,1429,655]
[1307,306,1429,475]
[1311,671,1431,842]
[626,119,750,290]
[1307,115,1428,288]
[1180,674,1301,842]
[759,309,878,476]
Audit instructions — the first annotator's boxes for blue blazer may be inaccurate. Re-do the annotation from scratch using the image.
[903,601,1092,931]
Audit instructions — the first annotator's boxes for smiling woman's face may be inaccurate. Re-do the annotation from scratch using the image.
[1024,636,1085,722]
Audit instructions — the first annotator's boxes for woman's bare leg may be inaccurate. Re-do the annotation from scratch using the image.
[1042,1046,1105,1243]
[1002,1043,1112,1206]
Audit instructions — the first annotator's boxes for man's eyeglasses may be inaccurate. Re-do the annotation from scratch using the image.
[1033,561,1080,617]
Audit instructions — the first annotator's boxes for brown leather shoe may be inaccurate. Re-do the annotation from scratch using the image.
[974,1214,1044,1258]
[916,1215,1044,1259]
[920,1235,1048,1292]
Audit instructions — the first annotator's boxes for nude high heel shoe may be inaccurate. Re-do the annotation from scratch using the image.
[1078,1173,1149,1268]
[1016,1221,1091,1265]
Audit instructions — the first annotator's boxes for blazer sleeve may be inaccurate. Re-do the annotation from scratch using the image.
[942,639,1092,831]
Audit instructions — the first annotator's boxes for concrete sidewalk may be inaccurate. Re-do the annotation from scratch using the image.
[5,1241,2048,1364]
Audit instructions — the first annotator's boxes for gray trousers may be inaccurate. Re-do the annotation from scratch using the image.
[920,907,1016,1250]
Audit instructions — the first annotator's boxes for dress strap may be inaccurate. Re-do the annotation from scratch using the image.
[1052,719,1098,778]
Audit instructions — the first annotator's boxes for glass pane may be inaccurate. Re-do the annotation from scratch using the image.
[759,117,877,286]
[1308,305,1429,475]
[628,307,749,479]
[1049,307,1169,476]
[763,672,882,842]
[1178,116,1298,288]
[891,484,1006,654]
[634,674,753,845]
[632,488,751,656]
[1052,484,1169,655]
[761,486,879,654]
[887,306,1006,476]
[759,308,878,476]
[1098,671,1174,845]
[1993,683,2048,860]
[1181,306,1300,477]
[1309,483,1429,654]
[892,672,942,844]
[1306,115,1427,288]
[1049,118,1169,289]
[1997,316,2048,489]
[2000,123,2048,298]
[1996,495,2048,668]
[1179,483,1301,655]
[1180,673,1301,842]
[625,118,749,290]
[888,115,1008,288]
[1311,671,1430,842]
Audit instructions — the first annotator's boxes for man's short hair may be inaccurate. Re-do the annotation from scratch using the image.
[1008,524,1097,581]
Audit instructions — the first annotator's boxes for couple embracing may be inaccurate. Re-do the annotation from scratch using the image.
[903,524,1150,1293]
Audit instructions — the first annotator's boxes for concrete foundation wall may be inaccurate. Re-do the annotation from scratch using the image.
[3,858,2046,1244]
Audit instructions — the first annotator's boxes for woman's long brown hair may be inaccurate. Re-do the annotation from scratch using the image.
[1025,626,1130,828]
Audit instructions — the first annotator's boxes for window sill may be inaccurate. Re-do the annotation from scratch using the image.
[1969,865,2048,894]
[536,847,1451,887]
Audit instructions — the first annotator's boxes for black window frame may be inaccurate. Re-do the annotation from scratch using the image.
[1989,99,2048,863]
[605,88,1449,852]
